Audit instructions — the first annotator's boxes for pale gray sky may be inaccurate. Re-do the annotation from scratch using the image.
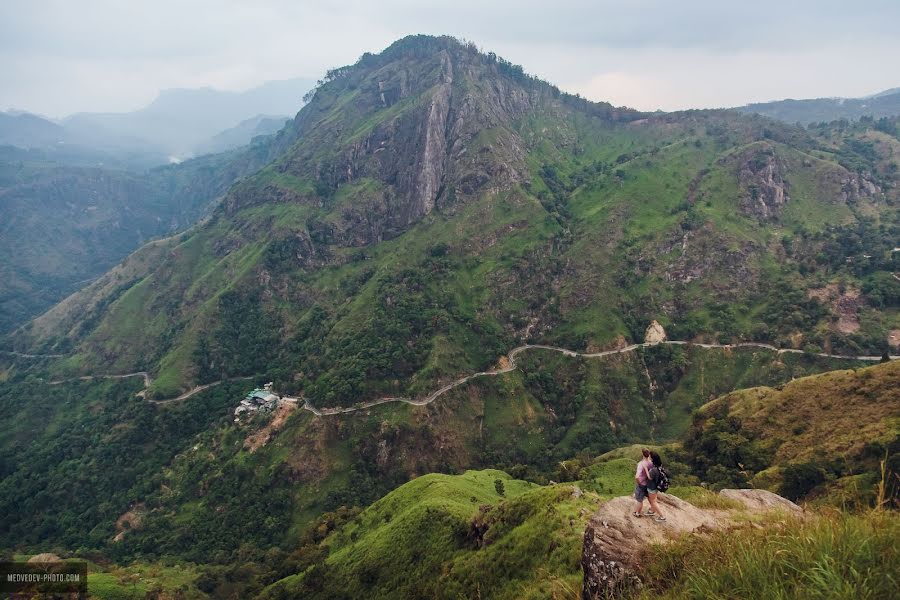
[2,0,899,117]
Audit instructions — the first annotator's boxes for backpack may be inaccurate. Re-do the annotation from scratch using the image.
[656,466,671,492]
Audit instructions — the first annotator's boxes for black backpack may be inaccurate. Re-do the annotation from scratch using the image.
[656,466,671,492]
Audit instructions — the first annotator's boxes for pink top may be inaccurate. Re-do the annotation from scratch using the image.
[635,458,652,485]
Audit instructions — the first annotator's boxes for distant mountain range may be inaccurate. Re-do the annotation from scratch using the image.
[0,77,313,167]
[738,87,900,124]
[193,114,290,156]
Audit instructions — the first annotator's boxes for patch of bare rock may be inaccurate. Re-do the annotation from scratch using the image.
[582,489,802,599]
[644,320,667,345]
[27,553,62,563]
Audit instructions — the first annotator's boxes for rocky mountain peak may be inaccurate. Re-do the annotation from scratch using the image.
[224,35,636,246]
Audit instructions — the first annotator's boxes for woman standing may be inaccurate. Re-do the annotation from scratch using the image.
[631,448,653,518]
[645,451,666,521]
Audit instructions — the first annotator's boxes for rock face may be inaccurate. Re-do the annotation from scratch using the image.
[225,36,562,247]
[644,320,667,344]
[581,495,716,599]
[719,488,803,513]
[889,329,900,349]
[582,490,802,599]
[735,146,790,220]
[841,172,882,203]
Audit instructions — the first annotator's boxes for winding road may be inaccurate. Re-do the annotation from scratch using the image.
[290,340,898,417]
[1,350,65,359]
[46,371,252,404]
[28,340,899,413]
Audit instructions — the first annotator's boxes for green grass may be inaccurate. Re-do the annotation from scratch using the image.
[636,509,900,599]
[259,469,599,600]
[578,457,638,497]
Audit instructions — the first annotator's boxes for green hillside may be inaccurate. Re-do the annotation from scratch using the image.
[0,141,276,334]
[9,37,899,410]
[0,342,868,564]
[681,358,900,503]
[255,469,595,600]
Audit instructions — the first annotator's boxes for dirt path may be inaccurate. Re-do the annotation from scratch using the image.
[47,371,251,404]
[295,340,898,417]
[48,371,152,388]
[1,350,65,359]
[147,377,254,404]
[37,340,898,414]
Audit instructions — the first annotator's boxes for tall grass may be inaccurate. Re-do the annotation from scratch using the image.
[636,468,899,600]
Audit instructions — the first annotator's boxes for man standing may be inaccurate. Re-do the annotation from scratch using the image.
[632,448,653,517]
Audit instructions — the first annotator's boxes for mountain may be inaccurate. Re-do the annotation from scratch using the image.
[0,81,311,332]
[11,36,898,404]
[738,87,900,124]
[61,77,314,159]
[194,114,290,155]
[0,140,278,333]
[0,111,66,147]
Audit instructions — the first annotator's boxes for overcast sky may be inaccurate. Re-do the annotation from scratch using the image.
[2,0,899,118]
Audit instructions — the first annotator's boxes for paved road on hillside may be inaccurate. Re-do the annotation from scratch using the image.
[46,371,251,404]
[31,340,899,410]
[1,350,65,358]
[291,340,898,417]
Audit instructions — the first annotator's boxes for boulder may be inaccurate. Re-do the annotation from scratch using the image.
[718,488,803,514]
[582,489,802,599]
[27,553,61,563]
[581,494,716,599]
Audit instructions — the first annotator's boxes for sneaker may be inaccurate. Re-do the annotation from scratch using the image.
[644,510,656,516]
[656,516,666,521]
[631,511,642,518]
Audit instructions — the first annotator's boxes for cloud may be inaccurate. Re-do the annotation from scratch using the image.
[1,0,898,116]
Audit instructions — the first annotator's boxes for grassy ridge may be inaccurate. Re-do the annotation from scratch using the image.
[637,509,899,599]
[682,359,900,502]
[258,469,603,600]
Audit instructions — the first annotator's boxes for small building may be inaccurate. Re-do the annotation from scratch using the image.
[234,388,280,421]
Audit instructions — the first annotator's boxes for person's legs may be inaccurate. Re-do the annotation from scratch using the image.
[647,491,665,520]
[632,485,646,516]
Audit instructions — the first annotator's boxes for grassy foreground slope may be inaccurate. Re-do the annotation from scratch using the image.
[637,509,899,600]
[257,463,640,600]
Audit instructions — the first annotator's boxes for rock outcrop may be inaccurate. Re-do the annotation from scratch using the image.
[644,320,666,344]
[735,146,790,220]
[582,489,803,599]
[718,488,802,513]
[27,553,62,563]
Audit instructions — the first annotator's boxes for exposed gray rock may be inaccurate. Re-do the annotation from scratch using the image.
[582,490,802,599]
[736,147,790,220]
[644,320,666,344]
[582,495,717,599]
[718,488,803,513]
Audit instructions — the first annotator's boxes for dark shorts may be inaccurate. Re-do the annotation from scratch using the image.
[634,484,648,502]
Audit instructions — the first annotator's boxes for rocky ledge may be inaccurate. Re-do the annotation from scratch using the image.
[581,489,802,599]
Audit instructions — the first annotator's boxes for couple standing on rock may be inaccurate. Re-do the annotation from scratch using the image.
[632,448,666,521]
